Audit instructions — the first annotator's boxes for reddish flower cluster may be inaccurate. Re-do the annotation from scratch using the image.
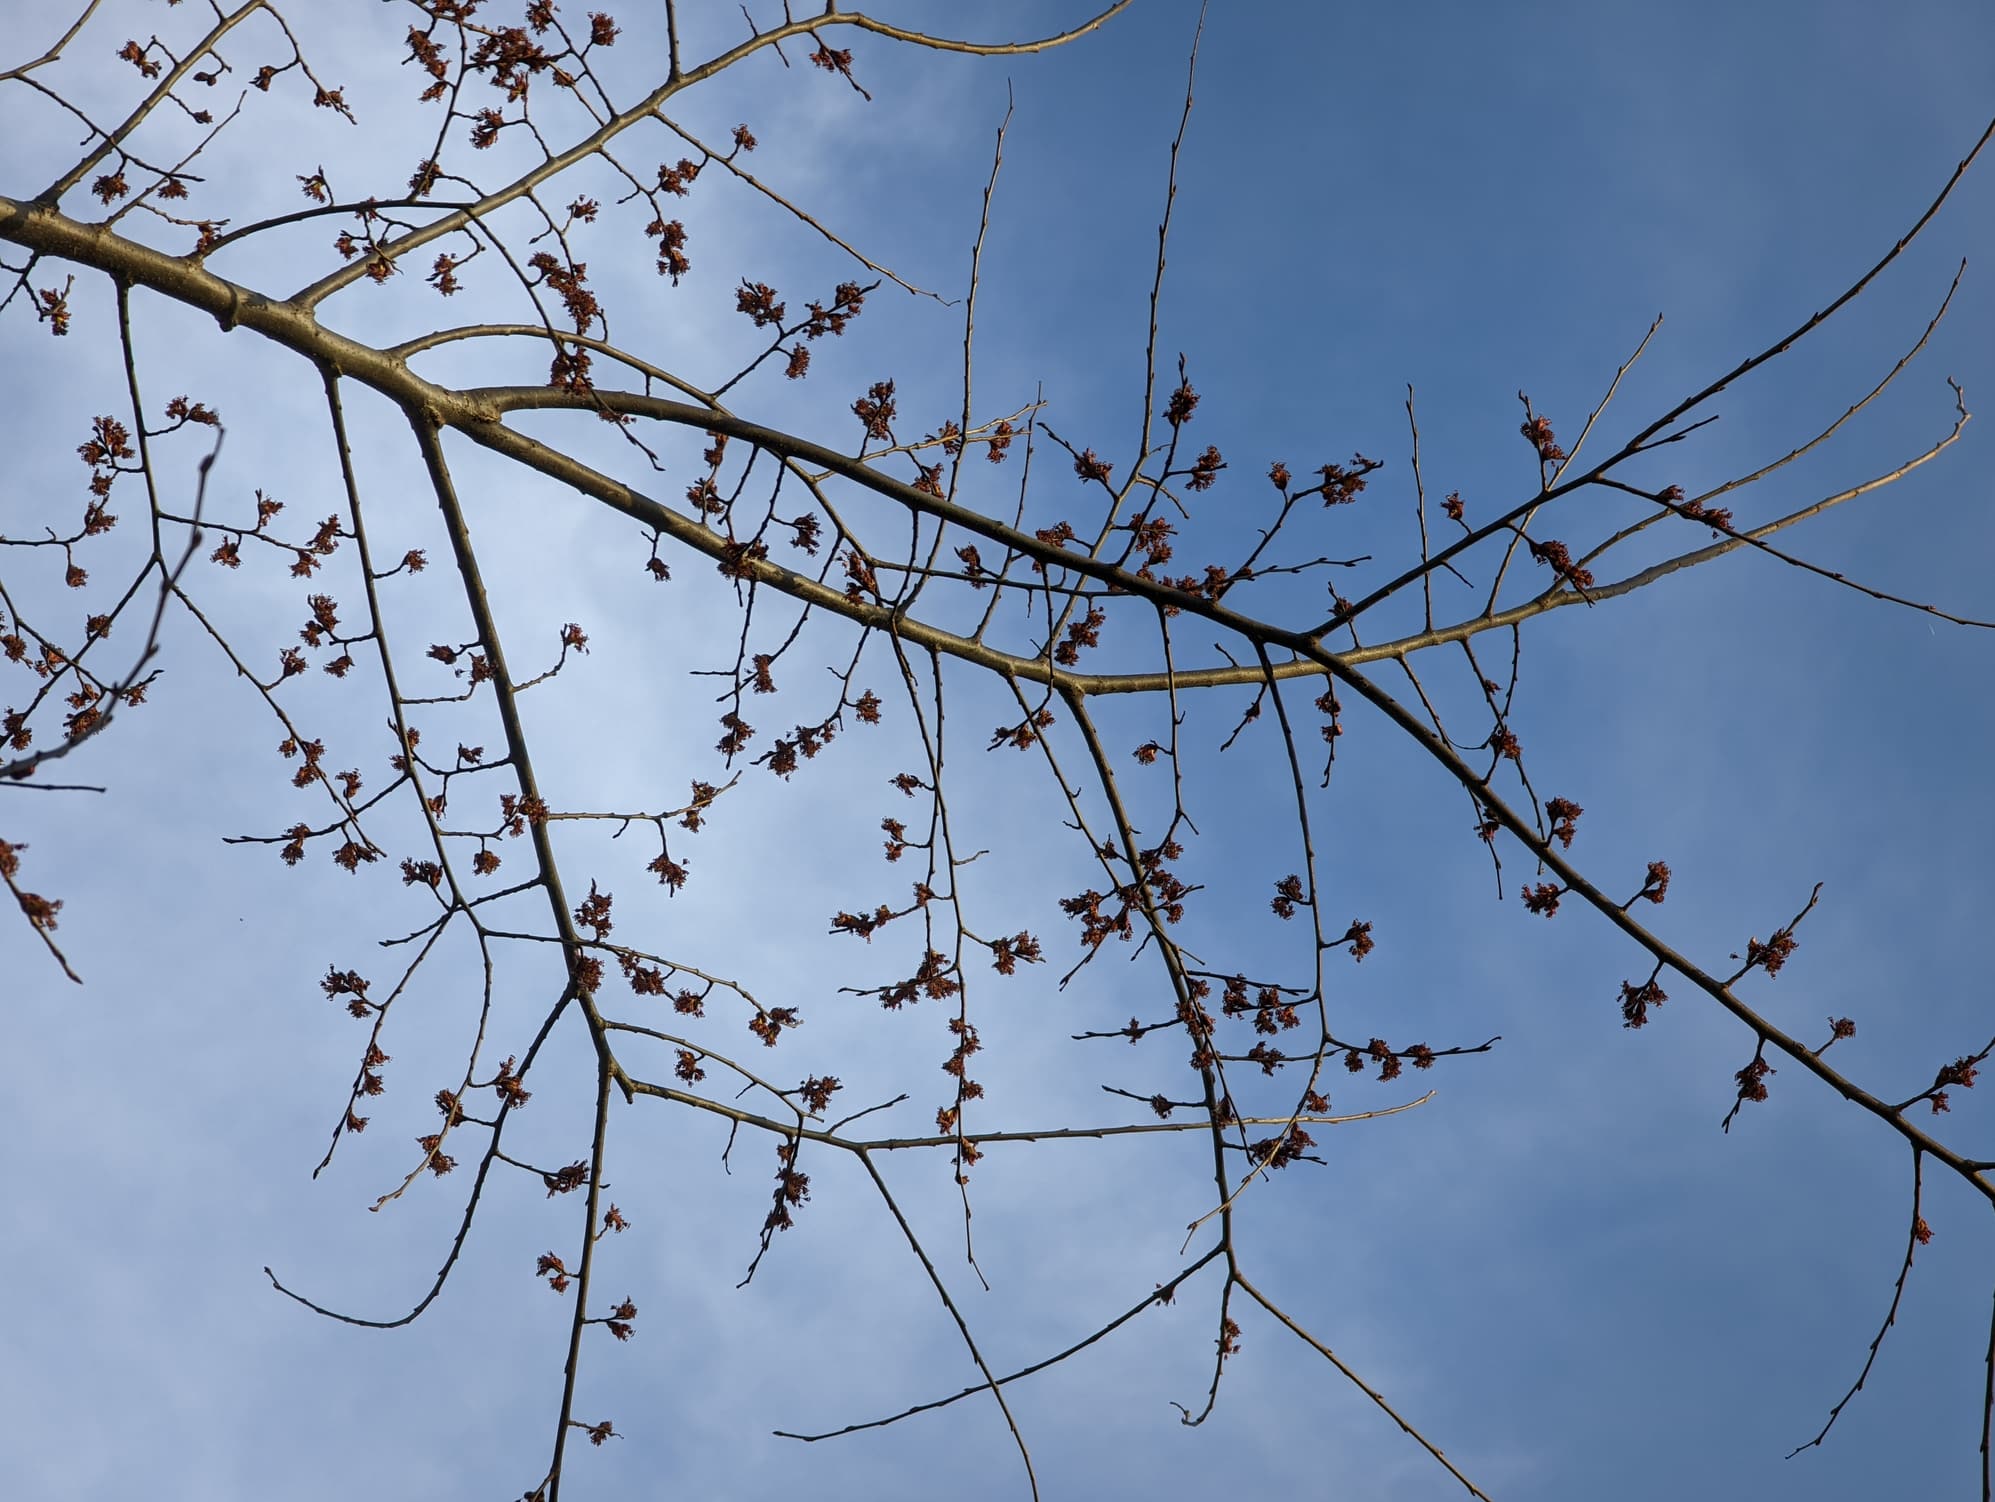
[1744,927,1798,976]
[1072,449,1114,484]
[1618,978,1667,1029]
[809,45,854,78]
[656,156,699,195]
[1664,485,1735,532]
[1126,515,1176,568]
[1249,1125,1315,1169]
[748,1007,801,1046]
[1060,886,1134,949]
[1521,882,1562,916]
[797,1076,841,1116]
[645,217,689,282]
[1312,455,1378,506]
[536,1252,571,1295]
[987,931,1043,975]
[1186,445,1225,492]
[1034,520,1077,555]
[1927,1054,1982,1113]
[764,1141,810,1233]
[1528,537,1594,592]
[989,706,1055,750]
[1546,797,1583,848]
[735,280,784,328]
[322,967,373,1018]
[1341,920,1374,961]
[1270,873,1306,919]
[1520,413,1565,463]
[1054,607,1106,666]
[1341,1037,1425,1081]
[543,1160,589,1196]
[852,379,897,440]
[1734,1053,1776,1104]
[867,949,962,1011]
[603,1299,637,1343]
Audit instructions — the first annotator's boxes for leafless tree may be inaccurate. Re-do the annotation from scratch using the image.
[4,4,1992,1498]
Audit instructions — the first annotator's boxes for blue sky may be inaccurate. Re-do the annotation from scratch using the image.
[3,2,1993,1498]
